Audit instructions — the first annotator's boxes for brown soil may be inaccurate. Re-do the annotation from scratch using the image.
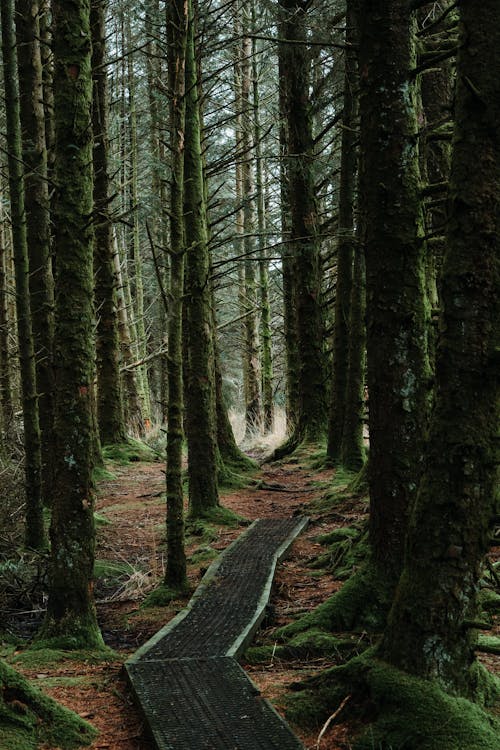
[7,451,500,750]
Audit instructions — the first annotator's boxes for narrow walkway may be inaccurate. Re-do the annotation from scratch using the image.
[125,516,308,750]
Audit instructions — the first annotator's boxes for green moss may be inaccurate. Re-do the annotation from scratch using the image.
[189,545,219,566]
[11,647,117,670]
[286,629,360,658]
[244,645,278,664]
[278,563,391,639]
[314,527,360,545]
[285,652,500,750]
[142,583,191,608]
[310,526,369,580]
[217,463,254,490]
[0,660,96,750]
[187,505,246,529]
[93,512,111,527]
[102,438,158,465]
[92,465,117,484]
[477,636,500,656]
[479,589,500,613]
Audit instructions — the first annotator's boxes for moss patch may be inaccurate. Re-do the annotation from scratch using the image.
[0,660,96,750]
[477,636,500,656]
[102,438,158,465]
[10,647,117,670]
[277,563,391,639]
[286,652,500,750]
[142,583,191,608]
[187,505,247,529]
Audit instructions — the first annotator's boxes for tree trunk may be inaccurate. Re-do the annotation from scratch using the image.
[240,6,262,436]
[164,0,188,590]
[381,0,499,695]
[90,0,126,445]
[327,0,359,463]
[125,16,151,426]
[278,0,327,444]
[40,0,103,647]
[112,233,144,435]
[0,0,45,549]
[183,0,219,516]
[358,0,430,581]
[91,0,126,445]
[340,241,366,471]
[252,6,273,433]
[418,1,455,361]
[16,0,55,506]
[0,185,13,439]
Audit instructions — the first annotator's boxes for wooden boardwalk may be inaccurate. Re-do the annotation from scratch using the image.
[125,516,308,750]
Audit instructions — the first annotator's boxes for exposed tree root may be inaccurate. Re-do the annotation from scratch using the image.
[0,659,96,749]
[277,562,393,639]
[285,650,500,750]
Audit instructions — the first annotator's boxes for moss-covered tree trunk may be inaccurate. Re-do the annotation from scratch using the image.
[277,36,299,434]
[327,0,359,463]
[358,0,430,584]
[164,0,188,590]
[40,0,103,647]
[0,189,13,439]
[240,8,262,436]
[341,241,366,471]
[0,0,45,549]
[252,10,273,434]
[418,2,455,317]
[16,0,55,506]
[183,0,219,516]
[381,0,499,695]
[112,235,144,435]
[278,0,327,445]
[40,0,55,195]
[91,0,126,446]
[125,15,151,426]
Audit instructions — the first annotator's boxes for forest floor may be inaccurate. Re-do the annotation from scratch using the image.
[2,439,499,750]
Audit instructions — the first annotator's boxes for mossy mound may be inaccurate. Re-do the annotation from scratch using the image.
[187,505,247,530]
[13,647,117,670]
[142,583,191,608]
[102,438,158,465]
[277,563,392,639]
[310,525,368,579]
[479,589,500,614]
[477,635,500,655]
[0,660,96,750]
[286,652,500,750]
[245,630,359,665]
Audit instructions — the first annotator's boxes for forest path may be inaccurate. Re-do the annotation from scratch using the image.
[21,452,343,750]
[125,516,308,749]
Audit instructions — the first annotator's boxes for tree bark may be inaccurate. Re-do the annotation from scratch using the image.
[278,0,327,444]
[91,0,126,445]
[327,0,359,463]
[0,0,45,549]
[16,0,55,506]
[40,0,103,646]
[358,0,430,580]
[381,0,499,695]
[183,0,219,515]
[165,0,188,590]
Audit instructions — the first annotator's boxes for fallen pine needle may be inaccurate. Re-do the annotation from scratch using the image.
[316,695,351,749]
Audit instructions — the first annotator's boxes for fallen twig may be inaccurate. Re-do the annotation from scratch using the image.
[316,695,351,749]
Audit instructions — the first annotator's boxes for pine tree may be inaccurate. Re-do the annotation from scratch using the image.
[39,0,103,647]
[0,0,45,549]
